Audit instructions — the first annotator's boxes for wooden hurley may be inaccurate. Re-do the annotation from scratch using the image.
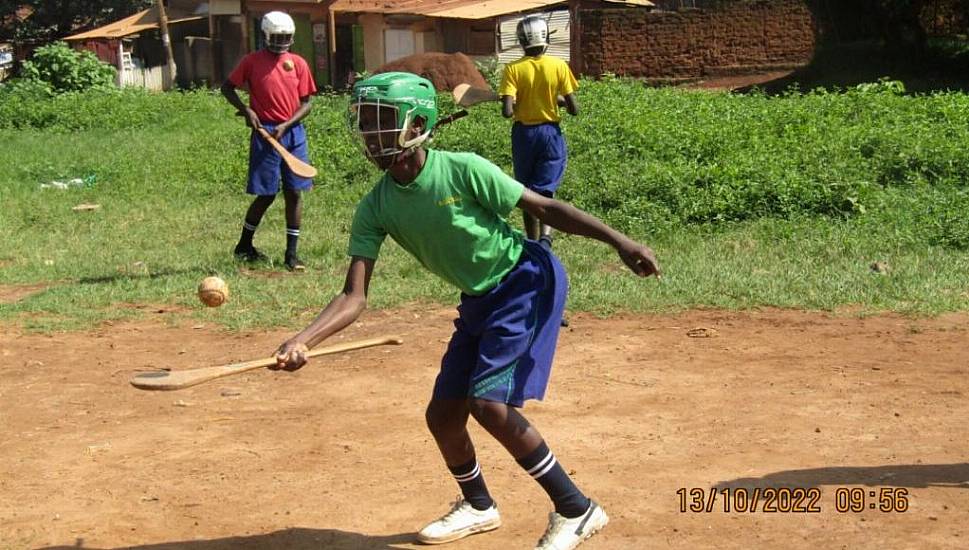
[130,336,403,391]
[256,126,318,178]
[452,83,499,107]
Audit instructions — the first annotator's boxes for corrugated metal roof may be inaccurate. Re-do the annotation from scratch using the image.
[425,0,567,19]
[331,0,568,19]
[601,0,654,6]
[64,8,204,41]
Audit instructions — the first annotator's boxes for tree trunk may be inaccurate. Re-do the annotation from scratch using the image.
[157,0,177,89]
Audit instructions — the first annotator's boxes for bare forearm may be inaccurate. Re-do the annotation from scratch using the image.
[289,293,366,349]
[220,82,248,114]
[501,95,515,118]
[530,200,626,249]
[287,100,312,126]
[562,94,579,116]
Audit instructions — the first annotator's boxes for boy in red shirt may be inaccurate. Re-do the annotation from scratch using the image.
[221,11,317,271]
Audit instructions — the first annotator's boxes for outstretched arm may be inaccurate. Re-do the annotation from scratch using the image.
[517,189,660,277]
[274,256,375,369]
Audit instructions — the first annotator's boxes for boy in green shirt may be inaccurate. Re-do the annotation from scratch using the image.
[274,72,660,550]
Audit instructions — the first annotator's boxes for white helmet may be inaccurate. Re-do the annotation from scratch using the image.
[516,15,548,52]
[262,11,295,53]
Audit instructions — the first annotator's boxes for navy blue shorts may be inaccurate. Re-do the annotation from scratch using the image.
[247,122,313,196]
[511,122,567,197]
[433,240,569,407]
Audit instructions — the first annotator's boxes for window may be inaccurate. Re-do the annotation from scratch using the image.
[384,28,415,63]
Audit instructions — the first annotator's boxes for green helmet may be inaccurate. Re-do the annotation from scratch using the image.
[350,72,438,157]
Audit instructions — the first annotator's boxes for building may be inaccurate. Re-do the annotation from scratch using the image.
[64,0,589,89]
[64,1,210,90]
[243,0,580,89]
[64,0,823,91]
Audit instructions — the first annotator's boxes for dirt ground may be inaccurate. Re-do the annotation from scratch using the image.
[1,306,968,550]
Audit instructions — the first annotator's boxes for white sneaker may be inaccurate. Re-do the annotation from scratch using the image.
[534,501,609,550]
[416,497,501,545]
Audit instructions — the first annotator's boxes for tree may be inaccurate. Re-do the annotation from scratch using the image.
[867,0,929,56]
[0,1,153,42]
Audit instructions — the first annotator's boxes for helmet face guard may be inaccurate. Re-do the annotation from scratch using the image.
[348,100,416,161]
[266,33,294,53]
[349,72,438,167]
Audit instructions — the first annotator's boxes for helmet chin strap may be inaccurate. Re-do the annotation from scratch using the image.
[395,112,430,156]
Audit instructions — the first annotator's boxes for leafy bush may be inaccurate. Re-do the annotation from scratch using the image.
[2,78,968,239]
[20,42,116,93]
[927,190,969,250]
[474,56,502,89]
[0,86,228,131]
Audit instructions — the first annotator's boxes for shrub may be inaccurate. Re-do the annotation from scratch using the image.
[20,41,116,93]
[474,56,502,89]
[2,77,967,237]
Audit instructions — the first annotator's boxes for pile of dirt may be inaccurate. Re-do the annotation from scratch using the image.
[374,52,490,93]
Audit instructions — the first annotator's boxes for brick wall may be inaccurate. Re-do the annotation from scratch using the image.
[575,0,817,81]
[921,0,969,36]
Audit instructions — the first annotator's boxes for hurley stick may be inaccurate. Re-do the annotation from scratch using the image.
[452,83,498,107]
[130,336,403,391]
[255,127,318,179]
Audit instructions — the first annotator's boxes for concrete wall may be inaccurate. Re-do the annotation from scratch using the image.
[358,13,384,71]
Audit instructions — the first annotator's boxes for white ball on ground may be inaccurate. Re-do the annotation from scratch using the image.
[198,276,229,307]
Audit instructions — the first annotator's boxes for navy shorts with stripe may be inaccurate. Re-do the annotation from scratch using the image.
[433,240,568,407]
[247,122,313,196]
[511,122,567,198]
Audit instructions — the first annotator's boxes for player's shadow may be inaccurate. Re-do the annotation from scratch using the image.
[76,267,201,285]
[40,527,416,550]
[714,462,969,490]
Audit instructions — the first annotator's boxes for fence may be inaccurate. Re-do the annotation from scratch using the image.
[118,65,166,91]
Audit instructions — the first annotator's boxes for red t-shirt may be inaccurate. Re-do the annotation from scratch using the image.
[228,50,317,123]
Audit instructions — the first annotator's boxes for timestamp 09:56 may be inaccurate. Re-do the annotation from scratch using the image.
[677,487,909,513]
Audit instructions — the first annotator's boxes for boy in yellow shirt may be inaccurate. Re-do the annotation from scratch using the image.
[499,15,579,248]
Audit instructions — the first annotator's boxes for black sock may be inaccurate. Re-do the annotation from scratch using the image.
[538,234,553,250]
[517,441,590,518]
[449,458,494,511]
[238,221,258,251]
[285,226,300,257]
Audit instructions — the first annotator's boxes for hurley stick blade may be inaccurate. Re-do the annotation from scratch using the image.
[130,336,403,391]
[256,127,318,179]
[452,83,498,107]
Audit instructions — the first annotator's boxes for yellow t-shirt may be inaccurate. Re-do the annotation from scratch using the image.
[499,55,578,125]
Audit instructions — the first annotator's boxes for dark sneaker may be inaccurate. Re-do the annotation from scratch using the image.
[234,245,268,263]
[284,254,306,272]
[560,316,570,328]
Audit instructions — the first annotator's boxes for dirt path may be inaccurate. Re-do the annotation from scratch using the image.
[1,308,967,549]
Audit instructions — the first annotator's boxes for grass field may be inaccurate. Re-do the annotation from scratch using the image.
[1,78,968,331]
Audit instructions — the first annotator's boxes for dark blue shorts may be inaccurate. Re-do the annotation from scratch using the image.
[433,240,569,407]
[512,122,567,198]
[247,122,313,196]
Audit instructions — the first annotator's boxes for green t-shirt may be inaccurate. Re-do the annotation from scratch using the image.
[349,150,526,296]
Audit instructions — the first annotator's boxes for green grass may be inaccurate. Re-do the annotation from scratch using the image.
[1,80,968,332]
